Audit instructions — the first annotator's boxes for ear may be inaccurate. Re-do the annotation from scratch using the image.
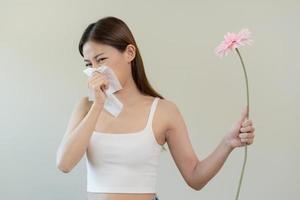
[124,44,136,63]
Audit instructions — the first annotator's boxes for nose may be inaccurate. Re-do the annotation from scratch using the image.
[91,61,99,69]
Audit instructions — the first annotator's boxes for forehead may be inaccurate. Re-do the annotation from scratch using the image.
[82,41,112,59]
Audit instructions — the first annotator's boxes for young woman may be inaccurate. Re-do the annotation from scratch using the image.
[56,16,256,200]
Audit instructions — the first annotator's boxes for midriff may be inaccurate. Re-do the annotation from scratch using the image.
[87,192,156,200]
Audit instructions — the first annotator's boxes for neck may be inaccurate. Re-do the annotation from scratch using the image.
[114,75,144,106]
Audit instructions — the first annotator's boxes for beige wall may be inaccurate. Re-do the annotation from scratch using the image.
[1,0,299,199]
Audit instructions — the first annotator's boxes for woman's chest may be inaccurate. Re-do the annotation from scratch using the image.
[93,105,167,146]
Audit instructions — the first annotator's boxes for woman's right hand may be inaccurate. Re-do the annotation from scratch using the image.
[87,71,109,106]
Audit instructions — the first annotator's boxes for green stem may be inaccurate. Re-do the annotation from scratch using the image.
[234,48,250,200]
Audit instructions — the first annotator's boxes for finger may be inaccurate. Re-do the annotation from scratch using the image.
[90,73,106,82]
[101,79,110,89]
[89,72,106,83]
[240,138,248,143]
[97,79,109,91]
[246,138,253,145]
[92,71,102,76]
[242,119,252,127]
[239,132,255,139]
[90,76,108,86]
[239,105,249,124]
[238,133,248,139]
[248,132,255,139]
[100,82,109,91]
[240,126,255,133]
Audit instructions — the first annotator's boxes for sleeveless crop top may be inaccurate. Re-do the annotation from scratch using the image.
[86,97,164,193]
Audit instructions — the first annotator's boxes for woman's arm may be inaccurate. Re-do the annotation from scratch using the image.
[56,97,103,173]
[162,100,233,191]
[189,138,233,190]
[191,106,254,190]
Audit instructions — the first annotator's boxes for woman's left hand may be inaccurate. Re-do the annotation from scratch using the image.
[224,106,255,149]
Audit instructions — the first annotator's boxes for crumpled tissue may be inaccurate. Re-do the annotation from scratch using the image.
[82,65,123,117]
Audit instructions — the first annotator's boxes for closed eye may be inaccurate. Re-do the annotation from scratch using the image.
[85,58,107,67]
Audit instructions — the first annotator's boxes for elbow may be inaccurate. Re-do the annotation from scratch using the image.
[192,179,209,191]
[186,161,205,191]
[187,181,204,191]
[186,172,206,191]
[192,184,204,191]
[56,159,71,173]
[186,173,208,191]
[56,155,72,173]
[57,163,71,173]
[56,161,72,173]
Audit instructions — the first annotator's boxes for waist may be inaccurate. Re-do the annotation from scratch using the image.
[87,192,157,200]
[86,168,158,193]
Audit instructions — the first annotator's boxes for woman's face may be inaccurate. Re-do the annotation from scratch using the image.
[82,40,135,86]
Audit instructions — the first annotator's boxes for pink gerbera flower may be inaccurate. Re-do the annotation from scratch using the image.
[215,28,253,57]
[214,28,254,200]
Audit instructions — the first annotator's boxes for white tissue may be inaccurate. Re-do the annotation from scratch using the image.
[83,65,123,117]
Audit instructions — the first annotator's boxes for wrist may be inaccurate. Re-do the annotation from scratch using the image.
[221,137,234,152]
[92,101,104,111]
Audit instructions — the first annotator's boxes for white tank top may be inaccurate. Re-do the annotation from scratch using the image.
[86,97,164,193]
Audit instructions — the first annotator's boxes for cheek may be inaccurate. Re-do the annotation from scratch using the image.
[107,57,123,71]
[109,60,126,73]
[107,64,125,83]
[106,57,130,83]
[115,70,128,85]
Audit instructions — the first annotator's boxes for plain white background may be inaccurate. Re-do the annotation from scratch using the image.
[1,0,299,199]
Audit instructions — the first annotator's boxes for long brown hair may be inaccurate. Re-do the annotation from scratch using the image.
[78,16,164,100]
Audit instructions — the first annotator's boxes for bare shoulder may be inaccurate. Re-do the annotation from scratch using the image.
[158,98,179,112]
[156,98,182,131]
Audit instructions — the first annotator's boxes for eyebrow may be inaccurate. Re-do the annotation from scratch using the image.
[84,53,104,62]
